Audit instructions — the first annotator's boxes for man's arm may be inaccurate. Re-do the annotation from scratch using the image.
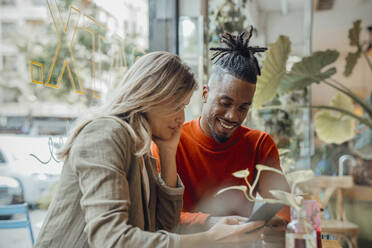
[256,134,290,221]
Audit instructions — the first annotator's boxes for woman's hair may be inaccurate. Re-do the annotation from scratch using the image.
[209,26,267,84]
[57,51,197,159]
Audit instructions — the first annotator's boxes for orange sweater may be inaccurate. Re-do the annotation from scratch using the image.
[151,118,289,226]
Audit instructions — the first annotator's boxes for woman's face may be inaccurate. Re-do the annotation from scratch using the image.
[146,92,193,141]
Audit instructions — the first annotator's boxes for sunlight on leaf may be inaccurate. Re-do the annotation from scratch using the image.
[256,164,284,176]
[249,164,284,199]
[232,169,250,178]
[216,185,254,202]
[285,170,314,193]
[269,190,302,212]
[315,111,356,144]
[278,148,290,156]
[331,92,355,113]
[253,35,290,108]
[216,185,247,195]
[315,93,356,144]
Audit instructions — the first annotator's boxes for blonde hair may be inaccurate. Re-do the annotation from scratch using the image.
[57,51,197,159]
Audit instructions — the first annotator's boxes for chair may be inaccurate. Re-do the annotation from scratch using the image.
[299,176,359,248]
[0,203,34,245]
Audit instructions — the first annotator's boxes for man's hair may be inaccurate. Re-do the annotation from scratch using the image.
[209,26,267,84]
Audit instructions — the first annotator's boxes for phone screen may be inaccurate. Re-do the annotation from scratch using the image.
[246,203,283,224]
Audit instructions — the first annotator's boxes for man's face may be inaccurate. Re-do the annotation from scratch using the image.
[200,73,256,143]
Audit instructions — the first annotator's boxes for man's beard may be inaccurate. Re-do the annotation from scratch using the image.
[210,125,229,143]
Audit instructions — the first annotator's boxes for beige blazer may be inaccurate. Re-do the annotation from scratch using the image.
[34,118,184,248]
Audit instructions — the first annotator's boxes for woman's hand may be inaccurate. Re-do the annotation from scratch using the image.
[152,124,182,157]
[206,218,264,244]
[179,219,264,248]
[205,215,249,230]
[152,125,182,187]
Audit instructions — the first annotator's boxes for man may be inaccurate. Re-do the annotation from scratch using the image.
[152,30,290,229]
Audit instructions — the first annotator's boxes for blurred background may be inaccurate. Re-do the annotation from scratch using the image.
[0,0,371,247]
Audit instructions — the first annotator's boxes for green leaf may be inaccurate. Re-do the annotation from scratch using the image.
[314,93,357,144]
[344,51,361,77]
[253,35,291,108]
[353,129,372,160]
[278,148,290,156]
[344,20,362,77]
[269,190,302,211]
[232,169,250,178]
[348,20,361,47]
[285,170,314,193]
[279,50,339,94]
[216,185,247,196]
[331,91,354,113]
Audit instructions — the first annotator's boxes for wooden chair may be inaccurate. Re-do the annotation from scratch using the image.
[0,203,34,245]
[299,176,359,248]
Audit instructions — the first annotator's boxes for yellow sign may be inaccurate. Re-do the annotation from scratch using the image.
[31,0,146,98]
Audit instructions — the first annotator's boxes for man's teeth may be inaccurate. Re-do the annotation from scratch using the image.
[220,120,234,129]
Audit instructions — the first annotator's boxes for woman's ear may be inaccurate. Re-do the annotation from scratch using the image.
[202,86,209,103]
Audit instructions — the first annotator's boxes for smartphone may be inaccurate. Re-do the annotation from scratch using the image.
[246,202,283,224]
[244,202,283,234]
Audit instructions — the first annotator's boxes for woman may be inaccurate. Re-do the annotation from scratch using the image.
[34,51,263,248]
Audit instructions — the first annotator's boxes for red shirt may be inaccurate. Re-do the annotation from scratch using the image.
[152,118,288,226]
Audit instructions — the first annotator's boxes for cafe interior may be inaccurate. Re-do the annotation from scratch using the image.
[0,0,371,247]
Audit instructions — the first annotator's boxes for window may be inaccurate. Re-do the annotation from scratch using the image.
[1,21,16,39]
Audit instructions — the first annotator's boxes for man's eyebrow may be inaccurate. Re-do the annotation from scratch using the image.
[220,96,233,101]
[220,96,252,105]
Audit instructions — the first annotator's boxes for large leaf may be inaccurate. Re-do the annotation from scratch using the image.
[348,20,361,47]
[279,50,339,94]
[253,35,291,108]
[331,91,354,113]
[344,20,362,77]
[353,129,372,160]
[344,51,361,77]
[314,93,356,144]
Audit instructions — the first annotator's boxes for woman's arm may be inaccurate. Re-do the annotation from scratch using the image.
[70,119,180,248]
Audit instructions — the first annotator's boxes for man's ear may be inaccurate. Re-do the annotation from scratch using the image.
[202,85,209,103]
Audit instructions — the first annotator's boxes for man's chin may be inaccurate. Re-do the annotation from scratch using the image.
[211,131,230,143]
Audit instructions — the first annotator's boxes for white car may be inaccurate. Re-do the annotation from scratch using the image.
[0,135,63,207]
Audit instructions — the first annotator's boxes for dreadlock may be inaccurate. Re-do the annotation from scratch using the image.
[209,26,267,84]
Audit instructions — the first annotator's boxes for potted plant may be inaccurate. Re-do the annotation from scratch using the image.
[253,19,372,246]
[253,20,372,185]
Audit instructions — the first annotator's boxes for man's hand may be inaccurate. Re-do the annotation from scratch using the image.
[205,215,249,230]
[265,216,288,231]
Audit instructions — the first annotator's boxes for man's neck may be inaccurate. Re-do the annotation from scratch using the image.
[199,116,211,138]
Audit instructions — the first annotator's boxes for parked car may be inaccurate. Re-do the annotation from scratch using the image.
[0,135,63,207]
[0,175,24,219]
